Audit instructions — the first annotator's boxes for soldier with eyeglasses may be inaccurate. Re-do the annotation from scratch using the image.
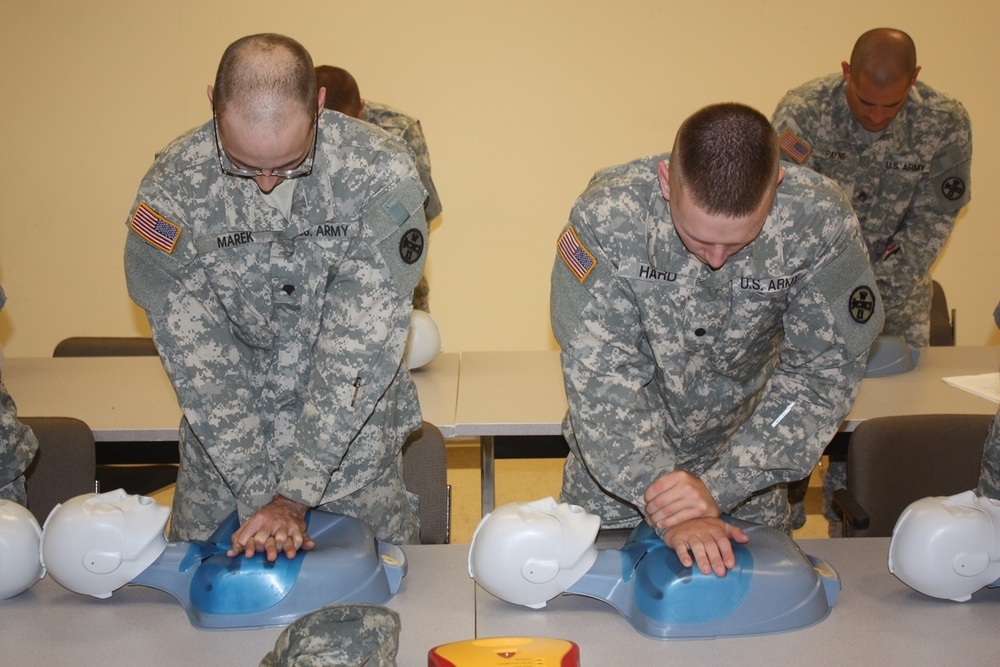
[125,33,428,561]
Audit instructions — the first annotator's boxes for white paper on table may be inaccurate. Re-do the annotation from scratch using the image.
[942,372,1000,404]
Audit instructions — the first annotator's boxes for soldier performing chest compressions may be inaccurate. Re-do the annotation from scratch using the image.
[125,34,428,558]
[551,103,882,575]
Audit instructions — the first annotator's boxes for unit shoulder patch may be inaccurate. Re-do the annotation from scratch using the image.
[940,176,966,201]
[557,226,597,283]
[130,202,182,254]
[399,228,424,264]
[777,129,812,164]
[849,285,876,323]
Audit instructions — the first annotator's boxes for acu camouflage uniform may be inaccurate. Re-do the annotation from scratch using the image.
[977,300,1000,499]
[551,156,883,533]
[362,101,442,312]
[772,74,972,348]
[125,111,428,544]
[0,285,38,505]
[260,604,400,667]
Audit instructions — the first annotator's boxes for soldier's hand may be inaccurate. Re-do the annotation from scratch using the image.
[643,470,721,530]
[662,517,749,577]
[228,494,316,562]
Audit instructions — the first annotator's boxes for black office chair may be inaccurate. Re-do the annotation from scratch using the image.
[52,336,177,495]
[21,417,96,524]
[53,336,159,357]
[832,414,991,537]
[929,280,956,346]
[401,422,450,544]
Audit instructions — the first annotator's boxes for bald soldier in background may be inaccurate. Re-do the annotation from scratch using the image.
[772,28,972,531]
[125,34,428,560]
[551,103,882,576]
[772,28,971,348]
[316,65,442,312]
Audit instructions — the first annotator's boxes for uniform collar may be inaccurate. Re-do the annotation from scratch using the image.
[644,187,762,287]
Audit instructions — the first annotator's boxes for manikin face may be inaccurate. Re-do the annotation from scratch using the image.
[0,500,45,600]
[889,491,1000,600]
[469,497,601,608]
[521,497,601,566]
[85,489,171,558]
[658,161,779,270]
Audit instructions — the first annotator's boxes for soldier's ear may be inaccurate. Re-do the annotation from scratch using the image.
[658,161,671,201]
[317,87,326,115]
[207,85,214,106]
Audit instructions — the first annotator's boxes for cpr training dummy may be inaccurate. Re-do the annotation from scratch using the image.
[0,500,45,600]
[404,308,444,370]
[889,490,1000,601]
[468,497,840,639]
[37,490,406,629]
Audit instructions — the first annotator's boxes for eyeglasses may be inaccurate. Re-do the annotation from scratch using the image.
[213,112,318,179]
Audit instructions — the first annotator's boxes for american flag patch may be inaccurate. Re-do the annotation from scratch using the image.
[778,129,811,164]
[557,226,597,283]
[130,202,182,254]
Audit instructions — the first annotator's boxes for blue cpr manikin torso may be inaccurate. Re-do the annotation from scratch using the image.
[565,519,840,638]
[131,510,405,629]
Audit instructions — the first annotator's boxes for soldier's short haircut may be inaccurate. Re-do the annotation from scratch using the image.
[315,65,362,118]
[849,28,917,87]
[213,33,316,126]
[673,103,779,217]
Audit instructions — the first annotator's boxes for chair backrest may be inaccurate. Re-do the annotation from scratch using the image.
[401,422,450,544]
[53,337,158,357]
[929,280,955,346]
[21,417,96,524]
[846,413,992,537]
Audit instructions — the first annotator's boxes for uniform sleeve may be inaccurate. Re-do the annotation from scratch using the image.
[277,166,427,507]
[0,378,38,504]
[701,213,884,512]
[873,107,972,308]
[979,304,1000,498]
[402,119,442,221]
[1,286,43,502]
[551,205,672,510]
[771,92,815,167]
[124,187,279,519]
[977,408,1000,499]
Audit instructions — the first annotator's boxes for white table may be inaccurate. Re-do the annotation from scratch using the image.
[7,538,998,665]
[454,351,567,515]
[456,347,1000,514]
[843,345,1000,429]
[1,544,473,667]
[1,352,460,441]
[475,537,1000,664]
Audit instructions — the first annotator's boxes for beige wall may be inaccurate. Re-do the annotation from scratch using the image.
[1,0,998,357]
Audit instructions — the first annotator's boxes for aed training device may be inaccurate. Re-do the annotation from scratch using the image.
[428,637,580,667]
[132,510,406,630]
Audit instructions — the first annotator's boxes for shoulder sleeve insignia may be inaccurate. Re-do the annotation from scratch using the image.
[130,202,182,254]
[777,129,812,164]
[849,285,876,323]
[557,225,597,283]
